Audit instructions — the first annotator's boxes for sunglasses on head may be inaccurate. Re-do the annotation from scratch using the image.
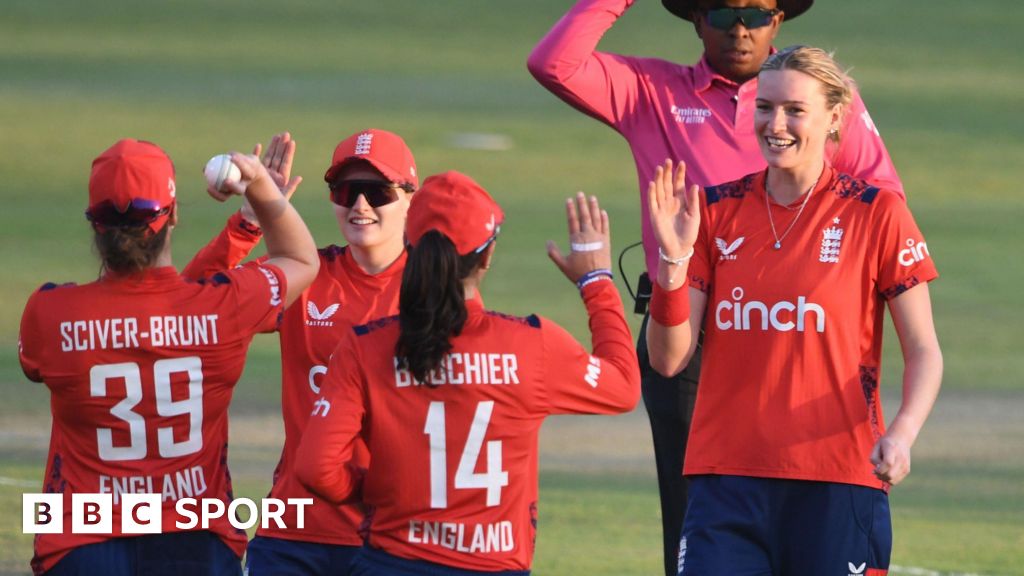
[703,7,779,31]
[86,198,170,228]
[329,179,402,208]
[473,225,501,254]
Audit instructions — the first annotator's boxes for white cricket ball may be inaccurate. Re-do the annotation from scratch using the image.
[204,154,242,192]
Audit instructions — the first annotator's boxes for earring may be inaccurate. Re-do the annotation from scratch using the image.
[828,128,838,136]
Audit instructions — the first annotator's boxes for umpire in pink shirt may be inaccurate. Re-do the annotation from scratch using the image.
[528,1,903,574]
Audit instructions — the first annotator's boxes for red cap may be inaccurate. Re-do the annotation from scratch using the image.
[324,129,418,188]
[88,139,176,233]
[406,171,504,255]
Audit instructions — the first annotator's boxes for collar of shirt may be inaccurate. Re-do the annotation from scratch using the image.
[694,54,741,93]
[341,245,408,281]
[754,163,838,207]
[101,265,179,286]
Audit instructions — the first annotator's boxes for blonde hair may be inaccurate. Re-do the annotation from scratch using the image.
[761,45,853,142]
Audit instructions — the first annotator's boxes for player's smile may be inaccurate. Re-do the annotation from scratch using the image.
[764,135,795,150]
[348,215,378,226]
[755,69,840,173]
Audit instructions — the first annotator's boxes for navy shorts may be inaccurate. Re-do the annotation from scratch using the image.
[350,545,530,576]
[244,535,359,576]
[45,531,241,576]
[679,475,891,576]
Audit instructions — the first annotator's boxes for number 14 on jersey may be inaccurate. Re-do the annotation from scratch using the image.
[423,401,509,509]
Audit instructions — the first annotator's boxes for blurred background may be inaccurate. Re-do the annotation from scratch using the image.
[1,1,1022,574]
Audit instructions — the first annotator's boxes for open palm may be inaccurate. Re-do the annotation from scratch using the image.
[647,159,700,259]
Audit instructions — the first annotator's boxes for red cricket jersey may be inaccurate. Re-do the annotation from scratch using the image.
[684,167,938,489]
[528,0,905,277]
[183,213,404,545]
[295,280,641,572]
[18,264,287,574]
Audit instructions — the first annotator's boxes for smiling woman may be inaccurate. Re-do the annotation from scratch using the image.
[526,2,905,573]
[644,45,943,574]
[180,128,419,575]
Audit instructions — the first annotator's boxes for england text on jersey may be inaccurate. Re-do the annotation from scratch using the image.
[393,353,520,388]
[59,315,220,351]
[98,464,208,506]
[407,519,515,554]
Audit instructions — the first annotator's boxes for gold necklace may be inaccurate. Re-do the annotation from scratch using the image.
[765,181,815,250]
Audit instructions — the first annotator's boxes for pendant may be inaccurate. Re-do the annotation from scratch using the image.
[773,241,781,250]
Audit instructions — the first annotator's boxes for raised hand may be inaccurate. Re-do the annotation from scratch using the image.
[241,132,303,226]
[546,191,612,284]
[216,152,272,198]
[647,159,700,262]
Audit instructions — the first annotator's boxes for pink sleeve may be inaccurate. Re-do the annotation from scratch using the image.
[181,211,263,281]
[295,329,366,504]
[527,0,643,129]
[540,280,640,415]
[830,90,905,198]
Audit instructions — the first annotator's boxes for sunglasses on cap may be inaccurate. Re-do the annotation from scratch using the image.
[703,7,779,30]
[329,179,403,208]
[473,225,501,254]
[86,198,170,228]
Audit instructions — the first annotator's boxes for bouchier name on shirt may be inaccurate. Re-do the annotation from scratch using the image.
[394,353,520,387]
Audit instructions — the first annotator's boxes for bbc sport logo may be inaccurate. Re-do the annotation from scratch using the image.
[22,493,312,534]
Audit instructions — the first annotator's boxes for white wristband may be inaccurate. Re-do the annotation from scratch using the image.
[571,241,604,252]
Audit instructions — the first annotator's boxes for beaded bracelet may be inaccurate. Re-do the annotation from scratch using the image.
[576,268,614,291]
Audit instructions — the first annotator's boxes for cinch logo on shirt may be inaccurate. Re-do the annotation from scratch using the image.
[306,301,340,327]
[715,287,826,333]
[671,105,712,125]
[898,238,930,267]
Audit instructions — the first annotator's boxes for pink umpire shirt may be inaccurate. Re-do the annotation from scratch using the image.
[528,0,904,277]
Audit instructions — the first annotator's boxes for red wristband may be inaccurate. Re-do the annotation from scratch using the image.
[650,281,690,327]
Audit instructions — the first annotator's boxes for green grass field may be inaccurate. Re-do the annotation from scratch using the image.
[1,0,1022,574]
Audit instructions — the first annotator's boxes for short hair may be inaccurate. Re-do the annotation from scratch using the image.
[761,45,853,142]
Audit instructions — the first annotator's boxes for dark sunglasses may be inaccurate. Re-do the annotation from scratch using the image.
[704,7,779,31]
[329,179,402,208]
[86,198,170,227]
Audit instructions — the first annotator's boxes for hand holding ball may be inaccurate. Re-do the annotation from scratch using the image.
[204,154,242,196]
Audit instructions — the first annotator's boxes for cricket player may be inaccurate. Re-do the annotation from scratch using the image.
[183,129,418,575]
[528,2,905,572]
[646,46,942,574]
[18,139,318,575]
[295,172,641,574]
